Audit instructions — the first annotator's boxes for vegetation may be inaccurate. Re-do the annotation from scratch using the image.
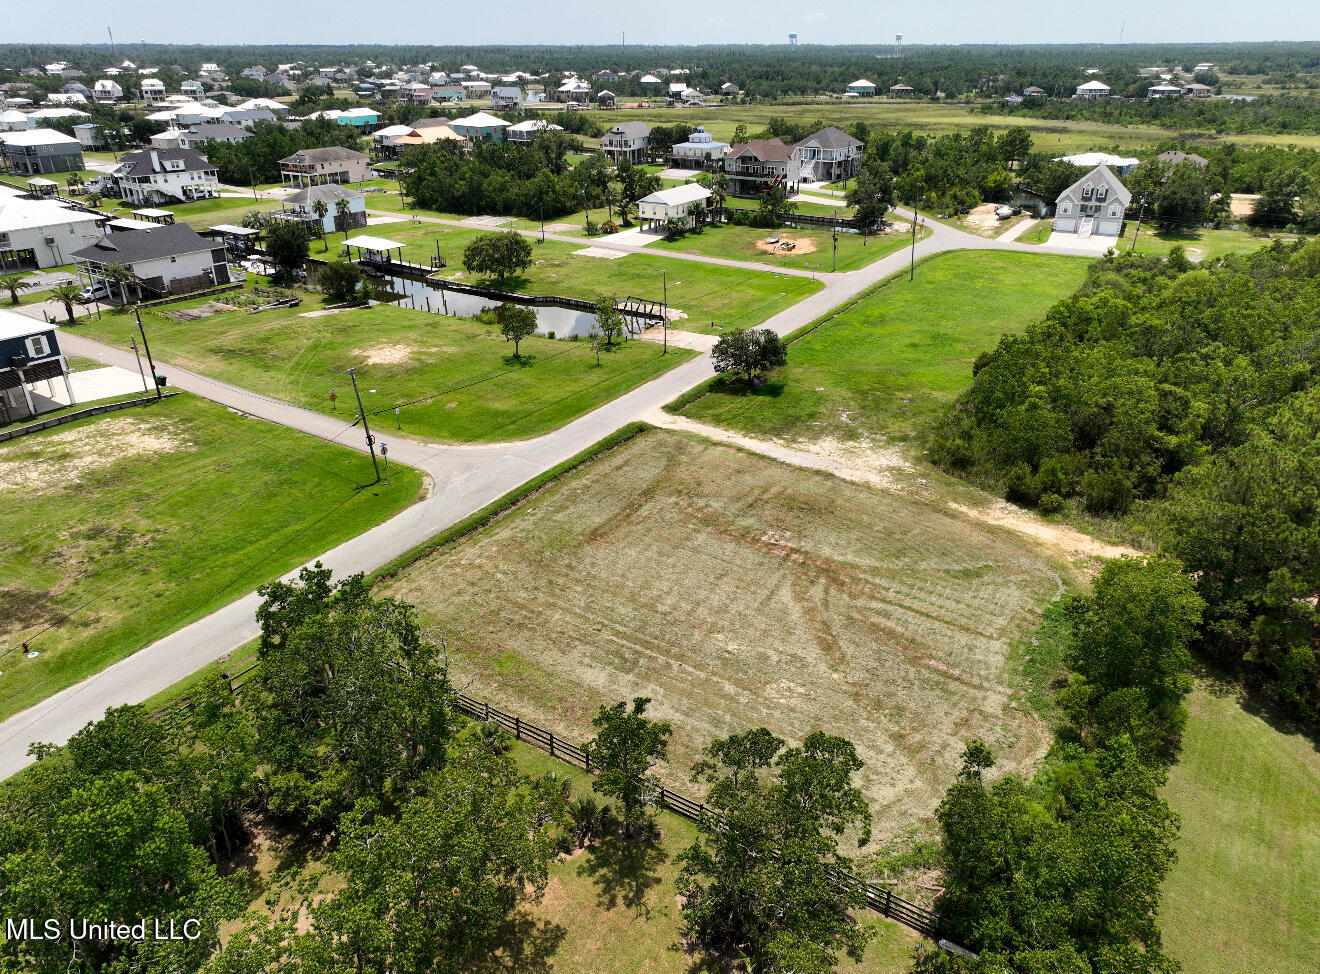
[494,301,537,358]
[461,229,533,283]
[583,697,672,838]
[989,90,1320,137]
[711,327,788,385]
[315,259,363,302]
[933,241,1320,721]
[199,117,365,185]
[263,221,311,284]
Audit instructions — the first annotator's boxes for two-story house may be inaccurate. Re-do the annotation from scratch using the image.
[669,127,728,170]
[0,183,104,269]
[794,127,863,184]
[0,128,84,175]
[72,223,232,300]
[1052,165,1131,238]
[491,87,523,111]
[278,147,372,187]
[600,121,650,164]
[271,184,367,234]
[723,138,801,198]
[448,112,511,143]
[0,309,75,421]
[110,148,220,204]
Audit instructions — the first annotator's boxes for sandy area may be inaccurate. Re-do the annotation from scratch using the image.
[0,417,193,493]
[164,301,239,322]
[1229,194,1258,218]
[754,234,819,257]
[352,343,415,366]
[960,203,1004,232]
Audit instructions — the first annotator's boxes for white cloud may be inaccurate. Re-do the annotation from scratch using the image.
[803,10,826,22]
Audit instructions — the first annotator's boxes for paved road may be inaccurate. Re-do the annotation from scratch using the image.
[0,214,1098,777]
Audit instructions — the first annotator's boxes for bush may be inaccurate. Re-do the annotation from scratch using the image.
[599,220,618,235]
[318,261,364,302]
[1038,492,1065,515]
[1081,467,1134,515]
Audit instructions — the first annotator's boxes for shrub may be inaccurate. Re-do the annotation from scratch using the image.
[319,261,364,302]
[1081,467,1134,515]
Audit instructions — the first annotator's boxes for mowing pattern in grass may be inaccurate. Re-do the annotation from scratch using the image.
[387,429,1072,839]
[680,250,1092,443]
[75,297,695,443]
[1160,687,1320,974]
[650,221,917,273]
[0,393,422,721]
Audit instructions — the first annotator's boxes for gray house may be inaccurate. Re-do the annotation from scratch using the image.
[0,309,74,422]
[0,128,85,175]
[1053,165,1131,238]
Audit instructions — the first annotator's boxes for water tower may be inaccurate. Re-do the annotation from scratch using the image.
[895,33,903,57]
[789,32,799,48]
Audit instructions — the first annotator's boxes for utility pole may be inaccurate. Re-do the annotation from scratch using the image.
[130,335,148,392]
[662,269,668,354]
[246,162,257,201]
[540,201,545,244]
[909,203,919,282]
[832,226,838,272]
[134,308,162,400]
[346,366,380,484]
[1130,197,1146,252]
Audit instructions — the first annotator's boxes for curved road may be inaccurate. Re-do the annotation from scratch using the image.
[0,213,1097,778]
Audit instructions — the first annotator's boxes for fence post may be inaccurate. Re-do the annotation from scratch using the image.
[484,701,490,721]
[549,733,555,758]
[514,716,521,740]
[885,888,893,916]
[658,785,666,810]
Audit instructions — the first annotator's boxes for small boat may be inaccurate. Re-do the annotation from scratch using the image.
[765,234,780,244]
[995,204,1016,220]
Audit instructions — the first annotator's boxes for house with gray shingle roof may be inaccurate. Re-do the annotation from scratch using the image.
[794,126,863,183]
[1053,165,1131,238]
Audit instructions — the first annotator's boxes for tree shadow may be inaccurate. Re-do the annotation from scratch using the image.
[469,910,568,974]
[501,352,537,368]
[576,834,669,918]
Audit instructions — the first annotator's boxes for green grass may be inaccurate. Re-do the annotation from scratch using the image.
[327,222,824,335]
[0,392,423,722]
[678,250,1092,443]
[1112,222,1296,261]
[165,196,281,230]
[650,221,920,272]
[1161,686,1320,974]
[73,289,696,443]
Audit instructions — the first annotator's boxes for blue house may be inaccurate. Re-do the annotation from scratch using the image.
[0,309,74,421]
[448,111,511,143]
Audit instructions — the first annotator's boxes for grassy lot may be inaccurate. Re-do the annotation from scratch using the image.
[1161,686,1320,974]
[73,289,696,443]
[331,222,824,335]
[384,428,1075,840]
[678,251,1091,444]
[0,392,423,722]
[650,221,919,272]
[723,194,857,219]
[165,195,281,230]
[1013,219,1294,260]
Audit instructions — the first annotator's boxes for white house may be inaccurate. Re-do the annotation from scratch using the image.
[111,148,220,205]
[491,87,523,110]
[846,79,877,97]
[669,126,728,170]
[506,119,563,143]
[140,78,167,104]
[274,184,367,234]
[1075,80,1111,99]
[0,110,32,132]
[1053,151,1140,176]
[181,80,206,98]
[637,183,712,231]
[93,79,124,101]
[600,121,650,164]
[72,224,232,299]
[0,183,104,269]
[794,126,863,183]
[1053,165,1131,238]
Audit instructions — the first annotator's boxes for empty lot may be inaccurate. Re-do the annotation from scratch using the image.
[387,429,1076,838]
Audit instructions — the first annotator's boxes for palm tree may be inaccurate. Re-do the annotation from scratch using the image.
[312,199,330,251]
[710,171,729,218]
[241,210,268,231]
[65,172,83,194]
[1,274,32,306]
[101,262,135,306]
[335,198,352,245]
[48,283,83,323]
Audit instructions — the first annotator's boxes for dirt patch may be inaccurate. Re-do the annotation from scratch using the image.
[352,342,415,366]
[0,416,193,494]
[163,301,240,322]
[947,500,1139,563]
[959,203,1003,232]
[753,234,819,257]
[542,222,578,233]
[1229,195,1257,218]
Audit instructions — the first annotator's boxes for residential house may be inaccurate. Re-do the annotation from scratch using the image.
[241,66,267,81]
[637,183,711,231]
[889,83,916,97]
[0,310,75,422]
[181,122,252,146]
[460,80,492,100]
[668,82,688,98]
[0,110,32,132]
[72,123,104,149]
[404,82,433,105]
[199,62,222,77]
[0,183,104,270]
[1155,150,1208,168]
[600,121,650,164]
[506,119,563,144]
[431,83,465,103]
[26,107,91,122]
[93,79,124,102]
[1075,80,1111,99]
[234,98,288,114]
[140,77,167,104]
[371,123,418,157]
[449,111,511,143]
[720,82,740,97]
[1052,165,1131,238]
[45,93,88,106]
[597,90,617,109]
[669,126,728,170]
[0,128,85,175]
[639,74,662,86]
[72,223,232,299]
[1023,85,1048,97]
[1053,151,1140,176]
[278,147,372,186]
[491,87,523,110]
[1183,83,1213,97]
[794,126,863,183]
[556,80,592,104]
[389,123,464,151]
[111,148,220,204]
[846,79,876,97]
[272,184,367,234]
[1148,83,1183,98]
[597,69,619,82]
[181,80,206,98]
[723,138,801,198]
[680,88,704,106]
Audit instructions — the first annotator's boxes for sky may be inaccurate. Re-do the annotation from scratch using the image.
[12,0,1320,46]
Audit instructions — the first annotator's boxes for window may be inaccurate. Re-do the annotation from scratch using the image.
[1061,204,1071,214]
[1097,186,1107,200]
[1081,184,1093,199]
[26,335,49,358]
[1110,206,1120,216]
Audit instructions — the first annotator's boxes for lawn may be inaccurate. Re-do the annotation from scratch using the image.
[1161,686,1320,974]
[1014,219,1286,260]
[165,195,281,230]
[677,250,1092,444]
[650,221,920,272]
[0,392,423,721]
[331,222,825,335]
[384,428,1075,841]
[73,289,697,443]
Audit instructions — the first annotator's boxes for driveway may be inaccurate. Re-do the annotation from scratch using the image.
[0,210,1092,778]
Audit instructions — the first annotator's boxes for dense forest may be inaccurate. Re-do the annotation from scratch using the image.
[4,41,1320,101]
[986,92,1320,136]
[933,241,1320,722]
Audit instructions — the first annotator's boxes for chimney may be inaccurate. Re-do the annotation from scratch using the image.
[150,149,161,171]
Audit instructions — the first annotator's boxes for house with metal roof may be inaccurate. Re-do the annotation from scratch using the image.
[846,79,876,97]
[600,121,650,164]
[1075,80,1112,99]
[669,126,728,170]
[271,184,367,234]
[491,87,523,111]
[1053,151,1140,176]
[507,119,563,144]
[449,112,511,143]
[0,128,84,175]
[1053,165,1131,238]
[637,183,712,231]
[0,183,104,270]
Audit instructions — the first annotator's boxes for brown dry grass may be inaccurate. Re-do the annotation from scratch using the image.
[387,430,1074,841]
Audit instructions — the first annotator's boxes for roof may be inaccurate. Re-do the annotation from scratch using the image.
[639,74,661,83]
[1057,165,1133,209]
[393,125,464,145]
[795,126,861,151]
[1077,80,1111,91]
[284,184,365,205]
[0,126,80,147]
[508,119,563,133]
[70,224,217,264]
[0,306,56,343]
[133,208,174,218]
[342,234,403,251]
[0,185,102,234]
[1156,150,1209,167]
[638,183,711,207]
[279,147,369,165]
[411,116,454,129]
[728,138,795,163]
[1055,151,1139,169]
[115,147,214,177]
[604,121,651,139]
[492,87,522,98]
[847,79,876,87]
[188,122,249,141]
[27,107,90,119]
[451,111,511,129]
[373,124,418,138]
[208,224,259,235]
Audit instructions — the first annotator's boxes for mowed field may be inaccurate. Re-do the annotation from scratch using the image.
[385,429,1075,839]
[74,290,696,443]
[679,251,1092,443]
[0,393,422,721]
[1160,687,1320,974]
